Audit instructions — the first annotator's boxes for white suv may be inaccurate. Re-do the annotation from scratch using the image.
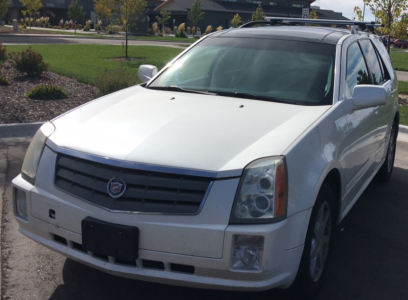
[12,18,399,299]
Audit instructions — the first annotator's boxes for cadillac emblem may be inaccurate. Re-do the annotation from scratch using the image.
[107,177,127,198]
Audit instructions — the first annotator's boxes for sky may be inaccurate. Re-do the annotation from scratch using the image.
[313,0,376,21]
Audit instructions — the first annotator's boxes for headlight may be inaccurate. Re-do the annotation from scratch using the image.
[21,122,55,184]
[230,156,287,224]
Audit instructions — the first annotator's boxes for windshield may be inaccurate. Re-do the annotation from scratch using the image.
[148,37,336,105]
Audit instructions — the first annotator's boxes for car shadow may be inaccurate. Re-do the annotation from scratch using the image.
[48,258,289,300]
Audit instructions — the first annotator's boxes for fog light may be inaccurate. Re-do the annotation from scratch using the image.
[14,188,28,220]
[231,235,264,271]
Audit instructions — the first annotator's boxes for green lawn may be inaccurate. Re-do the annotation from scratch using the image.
[6,44,184,84]
[398,81,408,94]
[390,51,408,71]
[400,106,408,126]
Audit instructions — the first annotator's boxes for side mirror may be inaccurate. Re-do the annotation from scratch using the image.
[138,65,158,83]
[351,85,387,111]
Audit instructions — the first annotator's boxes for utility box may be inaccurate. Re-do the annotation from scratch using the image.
[13,19,18,32]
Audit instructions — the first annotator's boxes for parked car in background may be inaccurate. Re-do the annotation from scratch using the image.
[393,39,408,48]
[12,18,399,299]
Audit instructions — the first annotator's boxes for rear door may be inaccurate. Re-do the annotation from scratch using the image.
[359,39,395,165]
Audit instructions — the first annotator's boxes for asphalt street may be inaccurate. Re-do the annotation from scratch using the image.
[0,138,407,300]
[0,35,190,48]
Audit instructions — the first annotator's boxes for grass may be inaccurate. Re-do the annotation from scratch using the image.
[390,51,408,71]
[398,81,408,94]
[401,106,408,126]
[6,44,184,84]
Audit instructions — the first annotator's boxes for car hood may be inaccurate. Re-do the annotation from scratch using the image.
[49,86,330,177]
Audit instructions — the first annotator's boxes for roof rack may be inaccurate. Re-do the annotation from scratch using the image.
[240,17,384,34]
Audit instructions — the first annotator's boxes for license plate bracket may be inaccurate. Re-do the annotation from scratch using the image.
[81,217,139,261]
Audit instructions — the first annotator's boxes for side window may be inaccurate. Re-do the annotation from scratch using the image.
[346,42,370,94]
[359,40,386,85]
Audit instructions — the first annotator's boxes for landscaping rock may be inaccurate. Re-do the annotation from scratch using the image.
[0,65,95,124]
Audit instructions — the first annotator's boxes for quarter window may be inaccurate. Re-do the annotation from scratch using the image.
[346,42,370,94]
[359,40,387,85]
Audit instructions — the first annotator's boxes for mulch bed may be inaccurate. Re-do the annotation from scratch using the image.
[398,94,408,105]
[0,60,95,124]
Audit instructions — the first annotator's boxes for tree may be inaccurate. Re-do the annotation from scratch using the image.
[0,0,8,22]
[251,4,265,21]
[120,0,147,59]
[19,0,42,28]
[188,0,205,28]
[68,0,86,33]
[393,15,408,39]
[307,9,319,26]
[355,0,408,53]
[156,9,171,35]
[231,13,241,28]
[93,0,147,59]
[353,6,364,21]
[93,0,115,23]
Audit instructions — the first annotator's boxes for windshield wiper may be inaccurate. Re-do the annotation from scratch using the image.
[147,85,217,95]
[207,90,298,105]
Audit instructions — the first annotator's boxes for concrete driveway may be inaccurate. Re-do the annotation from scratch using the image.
[0,138,407,300]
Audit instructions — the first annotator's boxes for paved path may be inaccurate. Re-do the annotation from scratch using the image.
[396,70,408,82]
[0,34,191,48]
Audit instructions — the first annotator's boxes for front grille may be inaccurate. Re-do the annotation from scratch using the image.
[54,153,213,214]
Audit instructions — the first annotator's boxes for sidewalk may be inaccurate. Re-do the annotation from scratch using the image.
[396,71,408,82]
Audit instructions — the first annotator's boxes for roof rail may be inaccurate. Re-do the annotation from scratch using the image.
[240,17,384,34]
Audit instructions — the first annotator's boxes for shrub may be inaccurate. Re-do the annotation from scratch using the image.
[95,20,102,32]
[26,85,69,99]
[94,66,137,97]
[0,76,11,86]
[0,41,6,62]
[175,23,187,38]
[9,47,49,77]
[0,65,9,86]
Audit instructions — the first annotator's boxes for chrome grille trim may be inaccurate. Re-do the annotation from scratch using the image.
[54,152,215,215]
[46,139,243,178]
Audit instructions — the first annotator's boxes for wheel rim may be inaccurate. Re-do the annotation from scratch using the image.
[310,202,331,282]
[387,126,396,173]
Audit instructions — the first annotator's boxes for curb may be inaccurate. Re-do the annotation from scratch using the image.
[399,124,408,135]
[0,122,43,139]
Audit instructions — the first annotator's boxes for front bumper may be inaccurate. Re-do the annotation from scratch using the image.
[12,173,311,291]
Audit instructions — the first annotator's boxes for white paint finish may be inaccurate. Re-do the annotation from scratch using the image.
[50,86,330,174]
[12,28,400,290]
[15,200,307,290]
[30,147,244,258]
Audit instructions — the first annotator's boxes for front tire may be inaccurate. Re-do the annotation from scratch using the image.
[289,184,334,299]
